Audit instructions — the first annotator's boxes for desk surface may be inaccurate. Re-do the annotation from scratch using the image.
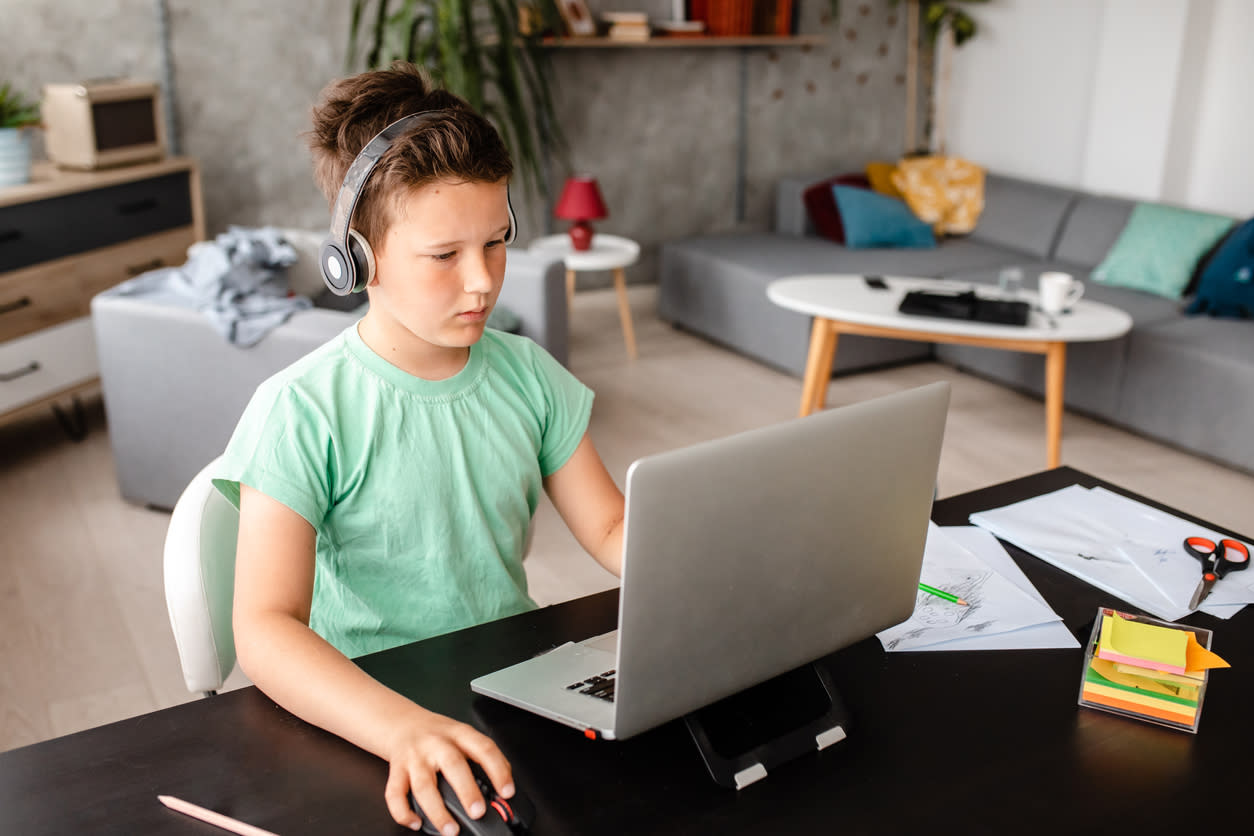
[3,467,1249,835]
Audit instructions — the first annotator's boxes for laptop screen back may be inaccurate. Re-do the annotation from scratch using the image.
[611,381,949,739]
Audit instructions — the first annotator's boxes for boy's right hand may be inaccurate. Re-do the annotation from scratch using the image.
[382,707,515,834]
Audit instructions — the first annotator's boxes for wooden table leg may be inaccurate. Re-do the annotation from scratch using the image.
[799,318,839,417]
[1044,341,1066,468]
[565,268,576,314]
[613,267,637,360]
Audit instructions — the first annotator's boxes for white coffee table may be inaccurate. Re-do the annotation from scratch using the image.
[529,233,640,360]
[767,275,1134,468]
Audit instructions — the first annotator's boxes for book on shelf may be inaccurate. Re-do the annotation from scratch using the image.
[607,23,651,41]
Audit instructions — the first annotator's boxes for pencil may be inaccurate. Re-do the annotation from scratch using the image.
[919,582,969,606]
[158,795,280,836]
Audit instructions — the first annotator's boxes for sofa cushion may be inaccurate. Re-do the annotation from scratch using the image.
[1185,216,1254,318]
[1092,203,1234,299]
[802,173,870,244]
[967,174,1079,259]
[865,161,904,198]
[1117,316,1254,472]
[833,186,936,249]
[1051,194,1136,269]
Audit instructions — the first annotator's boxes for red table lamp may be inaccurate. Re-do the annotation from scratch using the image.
[554,176,609,251]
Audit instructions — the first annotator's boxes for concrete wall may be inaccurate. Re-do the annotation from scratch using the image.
[4,0,915,284]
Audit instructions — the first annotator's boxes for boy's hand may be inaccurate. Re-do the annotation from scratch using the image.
[383,708,515,834]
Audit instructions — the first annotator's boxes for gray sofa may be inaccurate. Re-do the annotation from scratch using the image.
[659,174,1254,473]
[92,231,569,509]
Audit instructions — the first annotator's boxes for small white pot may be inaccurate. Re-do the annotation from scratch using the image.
[0,127,33,187]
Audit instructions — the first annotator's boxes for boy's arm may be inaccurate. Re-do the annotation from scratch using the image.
[232,484,515,833]
[543,432,625,577]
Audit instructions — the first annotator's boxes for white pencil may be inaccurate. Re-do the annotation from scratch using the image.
[157,795,280,836]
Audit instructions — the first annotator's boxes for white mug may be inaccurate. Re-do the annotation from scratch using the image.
[1038,271,1084,315]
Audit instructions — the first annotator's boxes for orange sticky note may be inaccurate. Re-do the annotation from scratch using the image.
[1184,632,1229,672]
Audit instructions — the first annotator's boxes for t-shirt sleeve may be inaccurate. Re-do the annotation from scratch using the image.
[531,345,594,477]
[212,381,333,527]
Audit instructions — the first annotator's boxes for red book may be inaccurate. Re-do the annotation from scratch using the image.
[774,0,793,35]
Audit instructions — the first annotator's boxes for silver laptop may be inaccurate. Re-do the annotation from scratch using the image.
[471,381,950,741]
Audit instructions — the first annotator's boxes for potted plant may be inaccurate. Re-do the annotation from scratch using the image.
[347,0,567,202]
[0,82,41,187]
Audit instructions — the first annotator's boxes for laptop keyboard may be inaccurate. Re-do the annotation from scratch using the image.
[566,669,616,702]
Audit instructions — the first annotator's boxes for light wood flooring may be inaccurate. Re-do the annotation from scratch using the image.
[2,284,1251,754]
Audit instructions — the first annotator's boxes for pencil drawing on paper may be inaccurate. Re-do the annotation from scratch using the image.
[884,569,992,650]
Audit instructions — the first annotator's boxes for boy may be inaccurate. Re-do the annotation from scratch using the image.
[213,62,625,834]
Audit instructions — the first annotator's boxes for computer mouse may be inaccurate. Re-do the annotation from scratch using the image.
[408,761,534,835]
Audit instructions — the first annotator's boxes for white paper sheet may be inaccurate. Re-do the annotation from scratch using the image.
[877,524,1067,652]
[969,485,1251,622]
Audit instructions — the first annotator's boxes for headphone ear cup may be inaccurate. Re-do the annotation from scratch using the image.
[319,237,356,296]
[346,228,376,292]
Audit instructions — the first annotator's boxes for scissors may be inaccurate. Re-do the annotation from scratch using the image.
[1184,536,1250,609]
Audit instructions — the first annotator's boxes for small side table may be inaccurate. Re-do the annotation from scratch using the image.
[529,233,640,360]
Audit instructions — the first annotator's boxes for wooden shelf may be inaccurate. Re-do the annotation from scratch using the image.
[542,35,824,48]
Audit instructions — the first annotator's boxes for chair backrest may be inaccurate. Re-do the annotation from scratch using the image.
[163,455,239,695]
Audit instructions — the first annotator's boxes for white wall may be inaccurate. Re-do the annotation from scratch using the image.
[940,0,1253,216]
[1182,0,1254,215]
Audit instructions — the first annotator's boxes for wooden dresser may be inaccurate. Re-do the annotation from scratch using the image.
[0,157,204,433]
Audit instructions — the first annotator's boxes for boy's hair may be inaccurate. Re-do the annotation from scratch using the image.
[308,62,514,249]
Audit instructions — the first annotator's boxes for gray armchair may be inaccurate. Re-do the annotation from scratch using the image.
[92,230,568,509]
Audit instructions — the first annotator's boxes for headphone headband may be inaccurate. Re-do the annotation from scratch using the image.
[319,111,517,296]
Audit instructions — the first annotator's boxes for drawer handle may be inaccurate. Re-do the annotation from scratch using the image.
[0,296,32,316]
[126,257,165,277]
[0,229,21,244]
[0,361,40,382]
[118,198,159,215]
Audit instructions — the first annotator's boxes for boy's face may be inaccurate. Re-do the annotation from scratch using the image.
[364,177,511,364]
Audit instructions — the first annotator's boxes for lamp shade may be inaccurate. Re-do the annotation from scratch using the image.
[554,176,609,221]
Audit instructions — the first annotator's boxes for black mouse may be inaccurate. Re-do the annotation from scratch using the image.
[408,762,533,835]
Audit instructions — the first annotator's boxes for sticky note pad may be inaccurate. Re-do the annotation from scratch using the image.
[1097,613,1189,674]
[1080,608,1218,734]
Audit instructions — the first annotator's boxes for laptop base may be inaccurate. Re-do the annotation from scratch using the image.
[684,662,849,790]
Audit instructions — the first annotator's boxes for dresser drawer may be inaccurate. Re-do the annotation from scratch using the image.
[0,317,97,415]
[0,226,196,343]
[0,171,193,273]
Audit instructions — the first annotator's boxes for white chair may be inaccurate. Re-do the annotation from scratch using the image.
[163,455,239,696]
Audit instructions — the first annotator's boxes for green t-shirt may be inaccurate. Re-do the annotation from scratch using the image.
[214,325,593,658]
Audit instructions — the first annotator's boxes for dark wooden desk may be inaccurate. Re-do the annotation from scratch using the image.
[3,467,1250,834]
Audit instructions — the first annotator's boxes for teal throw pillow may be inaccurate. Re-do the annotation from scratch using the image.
[832,185,936,249]
[1092,203,1234,299]
[1185,216,1254,318]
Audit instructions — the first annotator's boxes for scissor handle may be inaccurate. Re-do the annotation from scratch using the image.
[1184,536,1250,578]
[1217,539,1250,575]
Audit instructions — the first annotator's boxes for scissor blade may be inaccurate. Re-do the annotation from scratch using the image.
[1189,576,1214,610]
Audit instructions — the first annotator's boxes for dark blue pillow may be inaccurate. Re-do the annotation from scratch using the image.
[1186,216,1254,318]
[832,185,936,249]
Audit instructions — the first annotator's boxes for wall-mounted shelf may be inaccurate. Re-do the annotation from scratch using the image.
[542,35,825,48]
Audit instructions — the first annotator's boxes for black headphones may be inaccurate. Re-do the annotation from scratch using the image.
[319,111,518,296]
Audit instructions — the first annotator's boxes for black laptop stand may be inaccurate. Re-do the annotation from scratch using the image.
[684,662,850,789]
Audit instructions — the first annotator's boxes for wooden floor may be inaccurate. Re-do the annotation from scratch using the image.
[2,284,1251,753]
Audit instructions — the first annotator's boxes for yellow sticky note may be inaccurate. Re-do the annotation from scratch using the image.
[1099,613,1188,671]
[1184,632,1230,673]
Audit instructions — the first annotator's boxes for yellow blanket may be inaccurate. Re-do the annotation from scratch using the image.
[890,156,985,235]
